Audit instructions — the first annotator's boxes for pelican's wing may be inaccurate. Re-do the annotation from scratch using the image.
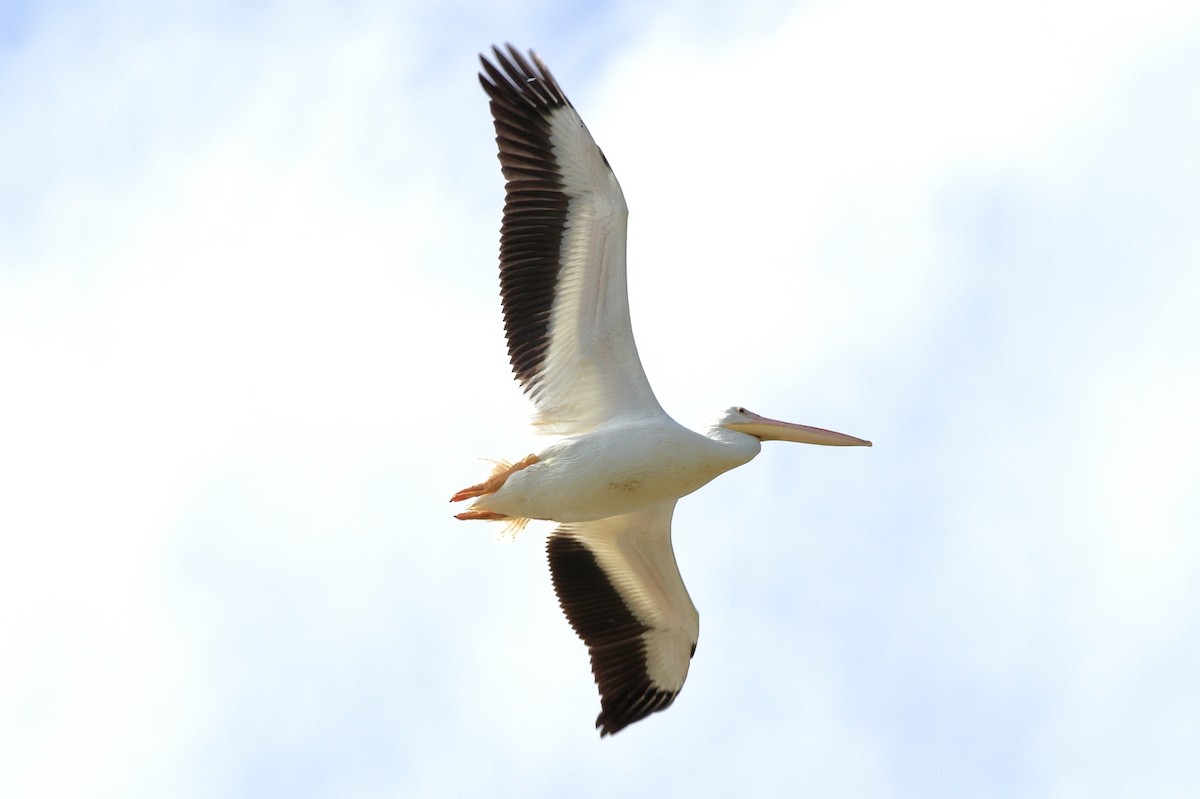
[479,45,667,435]
[546,501,699,736]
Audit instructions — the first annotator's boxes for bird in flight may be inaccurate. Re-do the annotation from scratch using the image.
[455,44,871,737]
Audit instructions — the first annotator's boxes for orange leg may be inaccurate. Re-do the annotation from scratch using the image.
[450,454,539,503]
[454,509,509,521]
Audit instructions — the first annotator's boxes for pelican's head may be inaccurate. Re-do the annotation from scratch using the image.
[719,406,872,447]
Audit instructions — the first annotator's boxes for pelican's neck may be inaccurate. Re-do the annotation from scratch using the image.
[704,423,763,470]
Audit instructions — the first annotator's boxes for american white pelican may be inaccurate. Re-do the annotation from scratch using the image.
[456,45,872,737]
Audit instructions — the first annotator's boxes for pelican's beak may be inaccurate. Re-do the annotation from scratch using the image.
[725,410,872,447]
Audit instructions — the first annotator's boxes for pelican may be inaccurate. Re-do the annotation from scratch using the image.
[456,45,871,737]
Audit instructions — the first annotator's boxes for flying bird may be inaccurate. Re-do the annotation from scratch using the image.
[456,45,872,737]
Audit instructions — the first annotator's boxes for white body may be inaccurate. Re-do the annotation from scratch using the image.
[473,418,762,523]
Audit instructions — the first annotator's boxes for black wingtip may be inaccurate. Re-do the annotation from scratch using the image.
[478,44,569,108]
[478,44,573,394]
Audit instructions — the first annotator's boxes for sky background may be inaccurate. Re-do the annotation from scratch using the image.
[2,0,1198,796]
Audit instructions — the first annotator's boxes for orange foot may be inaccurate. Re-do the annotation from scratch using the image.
[450,454,539,503]
[454,509,509,521]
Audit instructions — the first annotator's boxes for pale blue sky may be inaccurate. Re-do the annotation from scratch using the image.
[2,1,1198,797]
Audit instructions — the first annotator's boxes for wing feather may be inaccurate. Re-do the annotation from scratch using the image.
[546,501,699,736]
[479,45,666,435]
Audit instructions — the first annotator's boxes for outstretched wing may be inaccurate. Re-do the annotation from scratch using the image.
[546,501,699,736]
[479,45,667,435]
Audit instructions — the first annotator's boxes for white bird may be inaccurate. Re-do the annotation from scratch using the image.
[456,45,872,737]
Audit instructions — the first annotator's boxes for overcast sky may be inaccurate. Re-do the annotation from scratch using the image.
[3,1,1198,797]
